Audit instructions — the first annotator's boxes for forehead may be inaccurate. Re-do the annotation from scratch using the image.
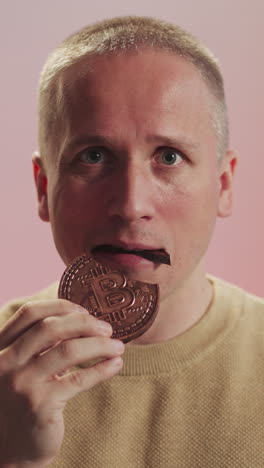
[64,49,211,107]
[57,49,215,154]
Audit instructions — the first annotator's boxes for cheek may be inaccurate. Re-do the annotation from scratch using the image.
[50,178,104,227]
[48,178,106,263]
[164,179,219,240]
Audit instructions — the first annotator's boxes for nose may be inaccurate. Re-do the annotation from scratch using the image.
[107,161,155,223]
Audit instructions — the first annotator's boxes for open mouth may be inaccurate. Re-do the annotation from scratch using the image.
[92,244,171,265]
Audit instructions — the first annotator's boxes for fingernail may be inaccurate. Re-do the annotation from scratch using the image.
[75,305,86,314]
[113,339,125,353]
[110,356,123,368]
[98,320,112,334]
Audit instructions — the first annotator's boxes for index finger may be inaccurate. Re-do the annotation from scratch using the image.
[0,299,84,350]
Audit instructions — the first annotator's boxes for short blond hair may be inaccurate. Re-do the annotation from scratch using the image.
[38,16,229,162]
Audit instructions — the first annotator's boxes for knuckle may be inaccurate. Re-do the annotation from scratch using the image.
[9,372,38,411]
[38,316,56,336]
[18,301,35,320]
[58,298,74,314]
[93,363,108,381]
[68,370,85,388]
[0,349,13,375]
[9,372,20,393]
[8,370,25,395]
[80,311,91,328]
[58,339,77,359]
[8,340,24,367]
[0,343,27,374]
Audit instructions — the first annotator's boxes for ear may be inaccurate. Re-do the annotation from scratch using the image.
[32,152,50,222]
[217,149,238,218]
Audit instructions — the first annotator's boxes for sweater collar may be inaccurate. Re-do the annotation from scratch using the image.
[118,275,244,376]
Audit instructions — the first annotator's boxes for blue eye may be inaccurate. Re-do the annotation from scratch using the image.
[78,148,105,164]
[159,149,184,165]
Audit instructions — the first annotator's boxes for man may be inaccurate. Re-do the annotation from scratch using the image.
[0,15,263,468]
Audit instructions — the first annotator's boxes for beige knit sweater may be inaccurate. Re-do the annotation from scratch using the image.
[1,275,264,467]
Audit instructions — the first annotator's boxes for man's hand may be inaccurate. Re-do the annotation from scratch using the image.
[0,300,124,467]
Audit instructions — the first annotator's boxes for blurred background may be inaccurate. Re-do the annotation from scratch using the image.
[1,0,263,305]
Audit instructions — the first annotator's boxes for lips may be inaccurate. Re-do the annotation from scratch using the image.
[92,244,171,265]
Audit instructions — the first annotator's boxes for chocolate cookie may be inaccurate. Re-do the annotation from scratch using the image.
[58,255,159,343]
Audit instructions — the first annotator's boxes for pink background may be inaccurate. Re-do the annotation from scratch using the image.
[1,0,263,305]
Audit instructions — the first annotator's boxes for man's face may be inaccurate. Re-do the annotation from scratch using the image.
[35,49,236,301]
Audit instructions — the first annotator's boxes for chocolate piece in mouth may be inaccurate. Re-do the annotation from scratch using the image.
[93,244,171,265]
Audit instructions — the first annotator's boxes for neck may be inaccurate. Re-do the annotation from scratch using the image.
[129,263,213,345]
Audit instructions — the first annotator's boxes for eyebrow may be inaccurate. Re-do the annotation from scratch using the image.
[147,134,198,152]
[65,133,198,154]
